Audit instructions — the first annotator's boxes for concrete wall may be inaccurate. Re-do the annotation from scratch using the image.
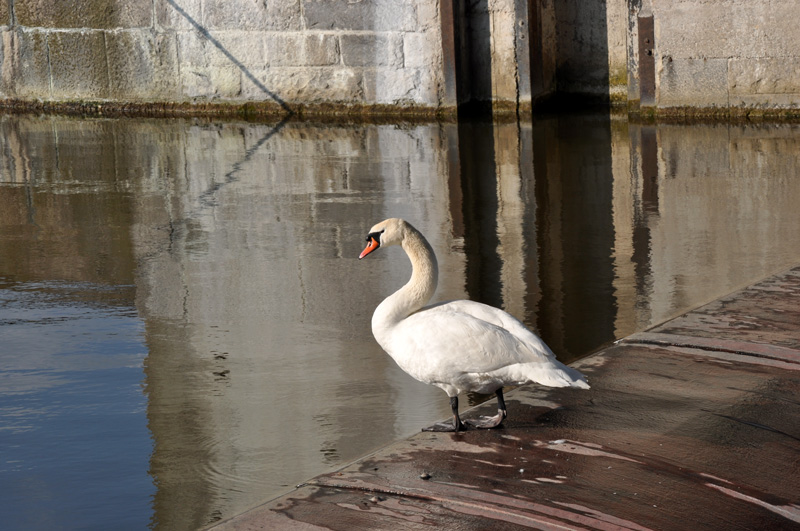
[0,0,798,113]
[629,0,800,112]
[553,0,628,103]
[0,0,447,109]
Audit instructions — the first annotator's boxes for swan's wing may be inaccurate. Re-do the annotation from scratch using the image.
[390,300,554,375]
[430,300,556,357]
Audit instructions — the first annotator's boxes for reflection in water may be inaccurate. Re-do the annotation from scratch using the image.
[1,113,799,529]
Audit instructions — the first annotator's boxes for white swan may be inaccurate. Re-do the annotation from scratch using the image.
[359,218,589,432]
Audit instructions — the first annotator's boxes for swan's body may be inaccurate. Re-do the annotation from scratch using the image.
[360,218,589,431]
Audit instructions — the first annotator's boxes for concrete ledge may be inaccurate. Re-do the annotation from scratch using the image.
[210,264,800,530]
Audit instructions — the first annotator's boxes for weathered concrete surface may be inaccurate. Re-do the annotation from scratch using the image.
[2,1,799,114]
[630,0,800,112]
[211,265,800,530]
[0,0,448,110]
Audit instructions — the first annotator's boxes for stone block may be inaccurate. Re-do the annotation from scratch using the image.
[180,65,242,99]
[0,2,8,27]
[264,33,338,67]
[178,30,266,68]
[243,67,363,103]
[1,29,51,99]
[729,57,800,96]
[402,32,434,69]
[156,0,202,31]
[106,30,180,100]
[655,2,773,59]
[415,1,439,32]
[763,1,800,56]
[362,67,435,105]
[658,56,728,107]
[204,0,302,31]
[341,34,402,67]
[303,0,417,31]
[48,31,110,99]
[490,5,517,102]
[15,0,151,29]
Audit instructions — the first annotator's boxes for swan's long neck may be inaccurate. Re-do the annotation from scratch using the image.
[372,225,438,335]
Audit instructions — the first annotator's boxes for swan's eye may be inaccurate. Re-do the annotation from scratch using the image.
[366,230,384,243]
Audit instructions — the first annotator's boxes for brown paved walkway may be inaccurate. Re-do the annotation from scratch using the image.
[213,266,800,530]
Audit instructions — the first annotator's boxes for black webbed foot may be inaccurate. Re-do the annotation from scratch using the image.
[464,389,508,429]
[464,409,506,429]
[422,395,467,432]
[422,419,466,432]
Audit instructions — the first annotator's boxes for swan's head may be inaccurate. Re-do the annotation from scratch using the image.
[358,218,407,259]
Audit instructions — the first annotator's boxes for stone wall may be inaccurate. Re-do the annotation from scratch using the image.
[0,0,447,110]
[0,0,798,114]
[553,0,628,103]
[630,0,800,112]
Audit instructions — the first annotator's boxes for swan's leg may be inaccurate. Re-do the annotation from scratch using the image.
[422,396,466,432]
[465,388,507,429]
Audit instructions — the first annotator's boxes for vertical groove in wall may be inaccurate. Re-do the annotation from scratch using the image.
[439,0,458,108]
[45,33,53,98]
[637,15,655,106]
[5,0,16,98]
[725,57,731,108]
[103,31,112,98]
[513,0,533,114]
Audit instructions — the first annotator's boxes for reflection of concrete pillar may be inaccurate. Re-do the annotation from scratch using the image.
[532,114,617,362]
[518,122,543,328]
[458,121,502,307]
[609,118,637,339]
[494,123,527,320]
[531,118,566,356]
[629,124,659,329]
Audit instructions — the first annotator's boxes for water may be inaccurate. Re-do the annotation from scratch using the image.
[1,112,799,529]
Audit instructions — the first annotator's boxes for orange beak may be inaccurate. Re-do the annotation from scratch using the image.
[359,237,380,259]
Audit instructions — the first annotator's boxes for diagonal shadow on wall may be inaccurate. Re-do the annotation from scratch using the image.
[166,0,293,114]
[195,119,289,210]
[166,2,293,216]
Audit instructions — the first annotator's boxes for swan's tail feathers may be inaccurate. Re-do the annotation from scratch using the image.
[524,361,590,389]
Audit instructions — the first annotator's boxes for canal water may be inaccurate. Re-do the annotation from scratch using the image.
[1,112,799,529]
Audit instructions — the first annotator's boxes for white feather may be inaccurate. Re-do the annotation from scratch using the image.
[363,218,589,399]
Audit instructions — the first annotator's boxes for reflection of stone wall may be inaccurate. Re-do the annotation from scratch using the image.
[645,124,800,321]
[4,114,800,528]
[129,120,469,526]
[0,116,137,285]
